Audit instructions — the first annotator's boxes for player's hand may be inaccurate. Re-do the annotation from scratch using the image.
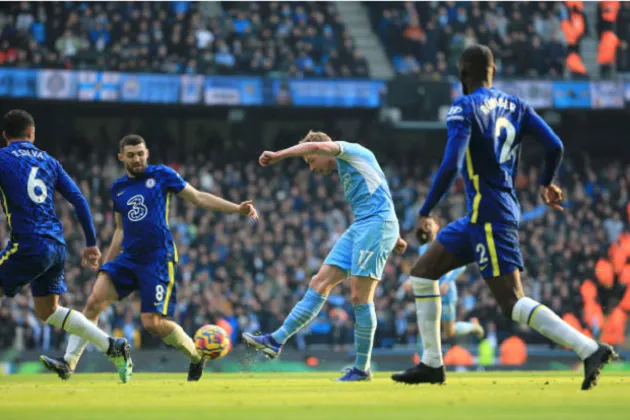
[259,151,281,167]
[416,216,439,244]
[82,246,102,271]
[394,237,407,255]
[238,200,258,221]
[541,184,563,211]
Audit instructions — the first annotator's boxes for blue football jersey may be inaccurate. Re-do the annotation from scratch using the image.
[448,87,528,225]
[335,141,397,222]
[0,141,90,245]
[111,165,187,264]
[419,243,463,303]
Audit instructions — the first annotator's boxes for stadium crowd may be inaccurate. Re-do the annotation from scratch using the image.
[0,134,627,354]
[0,1,368,78]
[369,1,568,78]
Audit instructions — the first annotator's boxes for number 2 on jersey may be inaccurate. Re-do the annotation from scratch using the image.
[495,117,516,164]
[27,166,48,204]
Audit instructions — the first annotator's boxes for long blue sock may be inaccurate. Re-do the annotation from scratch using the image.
[353,303,377,372]
[271,288,327,344]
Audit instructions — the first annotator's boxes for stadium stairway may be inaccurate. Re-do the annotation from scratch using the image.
[199,1,222,18]
[335,2,394,80]
[581,1,600,78]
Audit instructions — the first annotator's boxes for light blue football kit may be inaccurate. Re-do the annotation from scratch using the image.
[323,141,399,279]
[244,141,400,379]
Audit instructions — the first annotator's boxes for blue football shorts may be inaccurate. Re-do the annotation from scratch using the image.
[324,218,399,280]
[437,215,524,279]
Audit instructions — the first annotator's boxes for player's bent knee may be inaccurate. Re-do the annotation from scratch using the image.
[141,313,164,335]
[34,303,57,322]
[309,273,332,294]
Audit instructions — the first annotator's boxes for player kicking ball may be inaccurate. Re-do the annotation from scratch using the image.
[417,218,484,342]
[0,110,132,383]
[41,134,258,382]
[391,44,617,390]
[243,131,407,382]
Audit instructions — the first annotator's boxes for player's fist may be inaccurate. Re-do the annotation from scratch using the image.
[259,151,281,167]
[541,184,563,211]
[82,246,102,271]
[394,237,407,255]
[238,200,258,221]
[416,216,439,244]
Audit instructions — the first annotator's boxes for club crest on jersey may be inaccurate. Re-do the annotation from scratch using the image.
[146,178,156,188]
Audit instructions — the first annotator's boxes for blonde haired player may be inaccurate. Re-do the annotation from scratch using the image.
[244,131,406,381]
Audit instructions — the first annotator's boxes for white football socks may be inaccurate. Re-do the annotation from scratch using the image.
[63,320,96,370]
[512,297,598,360]
[47,307,110,364]
[411,277,443,368]
[163,324,202,363]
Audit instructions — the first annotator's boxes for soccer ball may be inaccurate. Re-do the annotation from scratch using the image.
[194,324,231,360]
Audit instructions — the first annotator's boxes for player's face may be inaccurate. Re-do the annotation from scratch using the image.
[119,144,149,176]
[305,154,335,175]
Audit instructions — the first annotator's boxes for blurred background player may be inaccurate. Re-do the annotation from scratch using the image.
[243,131,407,382]
[391,44,617,390]
[0,110,132,383]
[417,217,484,343]
[41,134,258,382]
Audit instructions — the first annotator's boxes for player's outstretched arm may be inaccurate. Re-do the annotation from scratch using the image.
[103,212,124,263]
[259,142,341,166]
[177,184,258,220]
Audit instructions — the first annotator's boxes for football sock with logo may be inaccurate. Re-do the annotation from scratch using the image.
[511,297,598,360]
[271,288,327,344]
[353,303,377,372]
[411,277,443,368]
[46,307,110,368]
[63,318,98,370]
[163,323,202,363]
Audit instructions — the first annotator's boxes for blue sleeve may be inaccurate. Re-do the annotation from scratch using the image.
[336,141,370,160]
[161,165,188,193]
[522,105,564,186]
[419,100,472,217]
[55,162,97,247]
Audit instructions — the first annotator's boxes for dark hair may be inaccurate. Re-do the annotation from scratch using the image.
[119,134,146,152]
[458,44,494,84]
[3,109,34,139]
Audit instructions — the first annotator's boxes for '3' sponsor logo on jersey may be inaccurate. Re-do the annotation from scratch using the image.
[127,194,148,221]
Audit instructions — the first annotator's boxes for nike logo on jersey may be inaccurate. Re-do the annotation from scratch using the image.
[117,191,125,197]
[479,264,488,271]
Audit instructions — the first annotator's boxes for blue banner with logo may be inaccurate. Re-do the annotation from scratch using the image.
[203,76,262,106]
[278,79,384,107]
[0,69,37,98]
[119,73,180,103]
[552,81,591,109]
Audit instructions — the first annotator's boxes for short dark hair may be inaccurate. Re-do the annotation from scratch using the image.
[3,109,34,139]
[458,44,494,83]
[119,134,146,152]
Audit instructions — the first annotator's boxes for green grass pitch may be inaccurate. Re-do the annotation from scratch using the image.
[2,371,629,420]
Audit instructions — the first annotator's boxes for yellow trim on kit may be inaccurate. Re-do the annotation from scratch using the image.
[165,192,178,263]
[0,243,19,266]
[528,305,545,326]
[484,223,500,277]
[415,296,440,301]
[465,148,481,223]
[0,186,12,230]
[162,262,175,316]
